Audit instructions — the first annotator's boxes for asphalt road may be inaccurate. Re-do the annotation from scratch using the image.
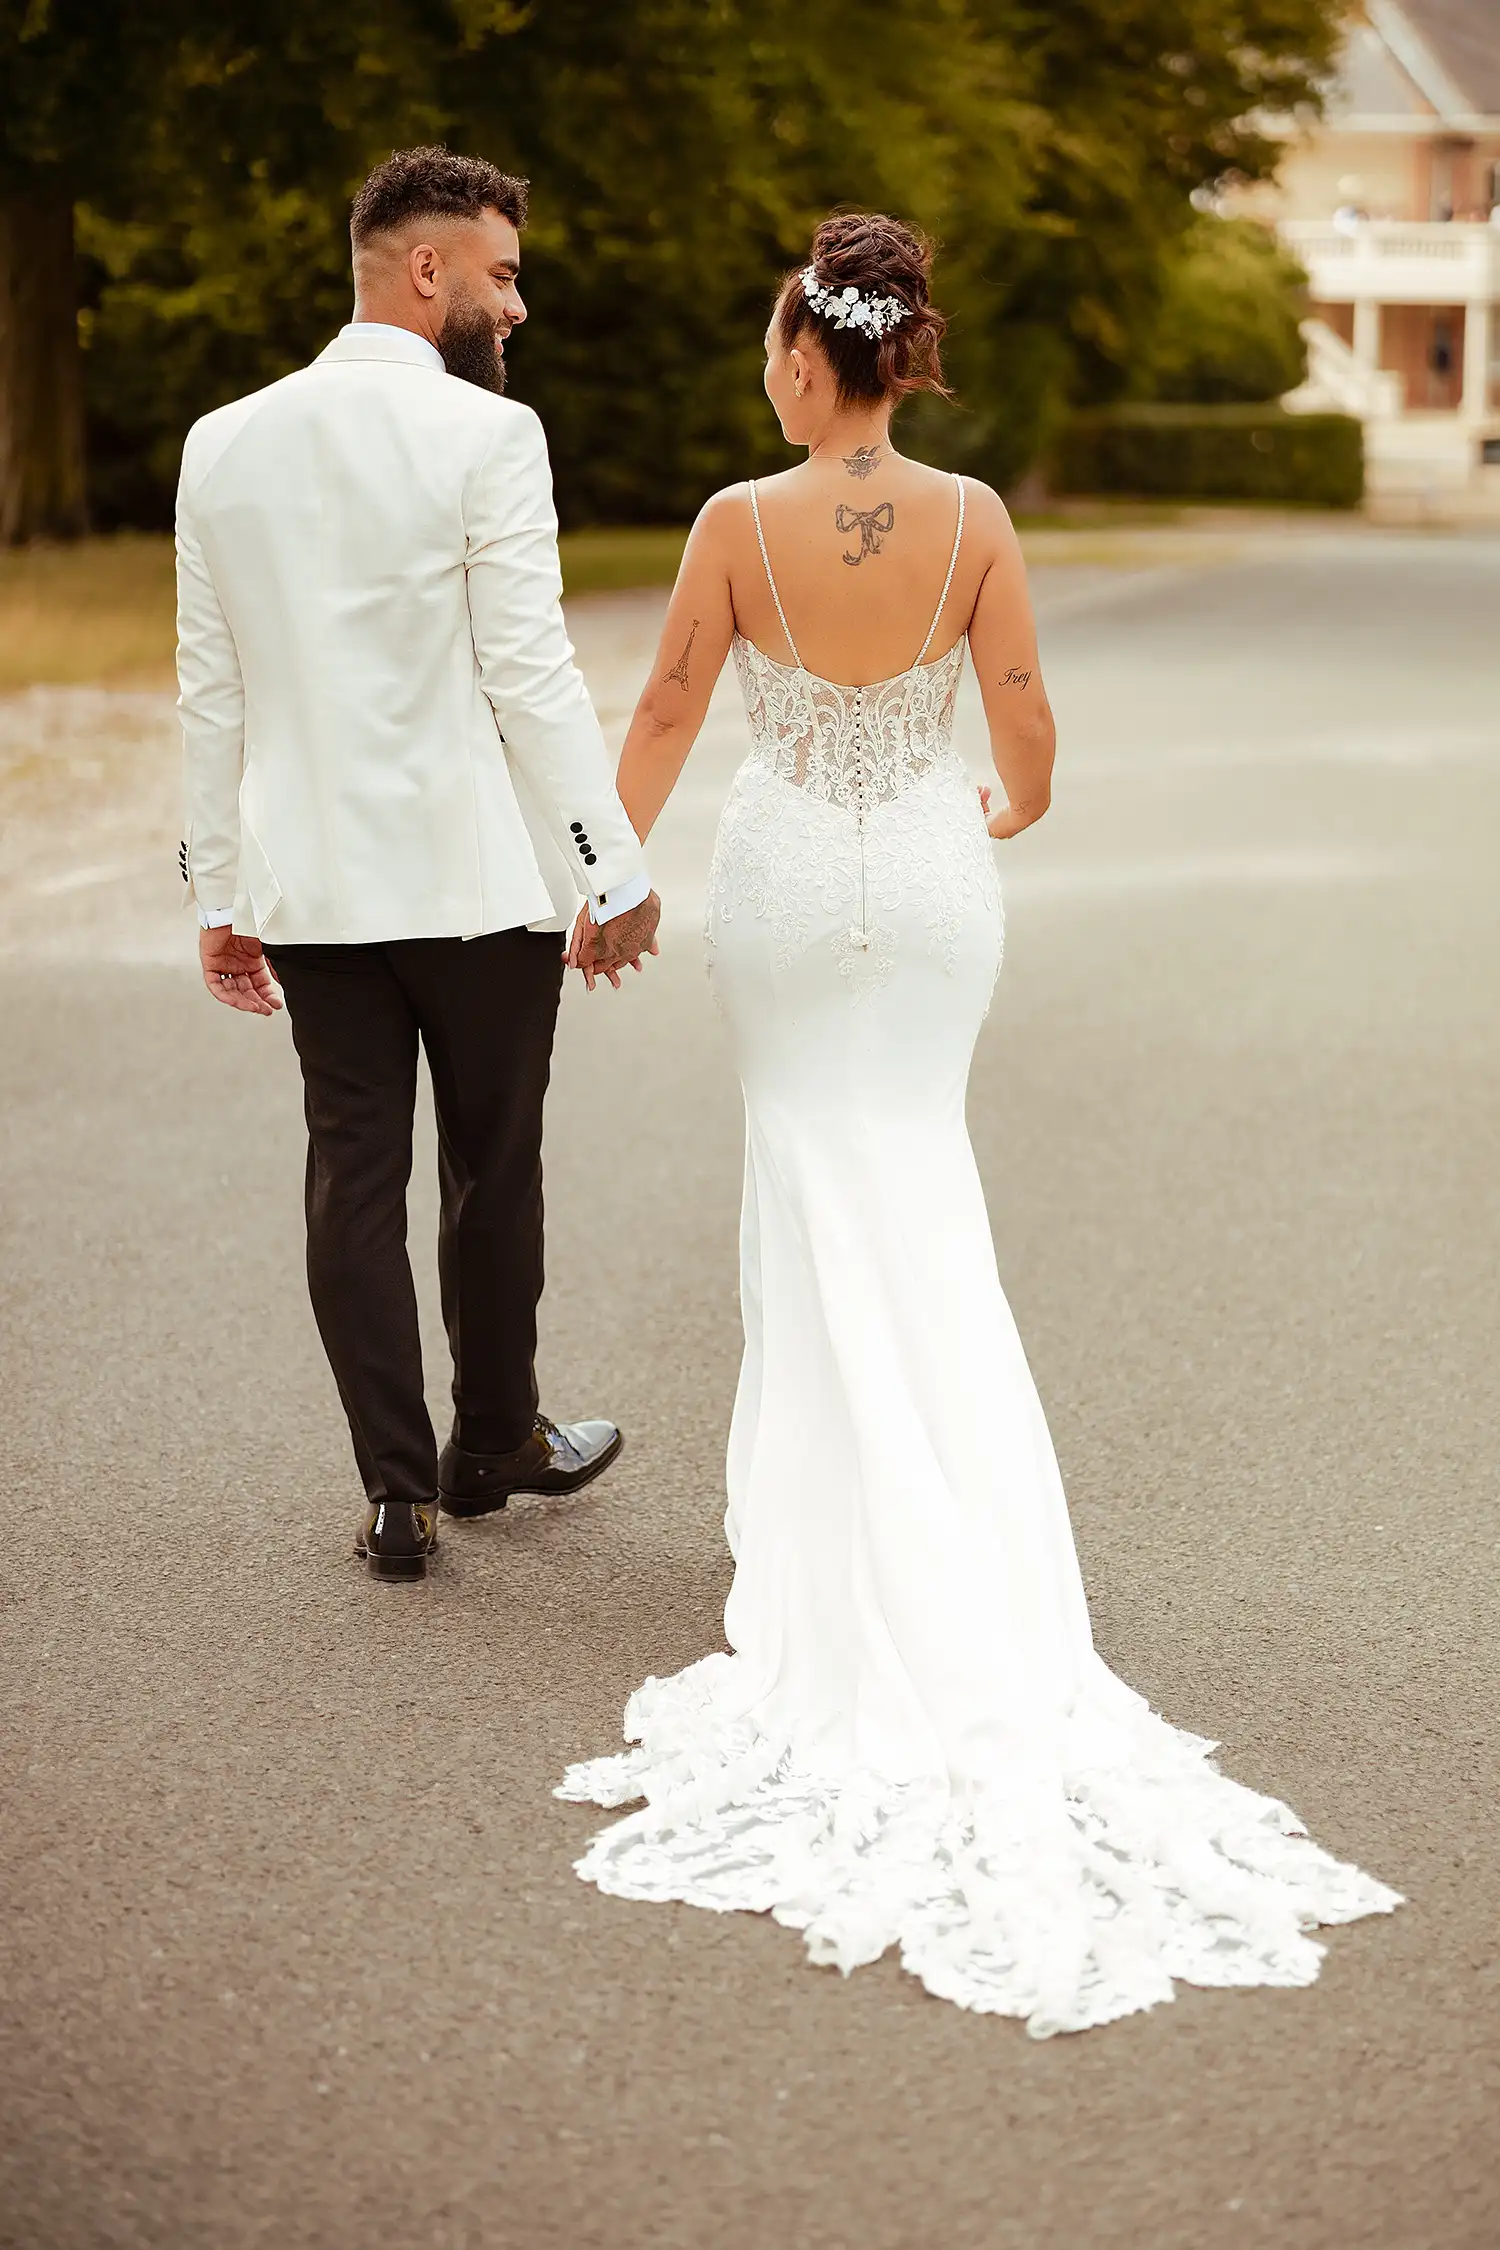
[3,528,1498,2250]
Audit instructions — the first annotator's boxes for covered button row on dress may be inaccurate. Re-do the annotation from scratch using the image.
[849,683,871,951]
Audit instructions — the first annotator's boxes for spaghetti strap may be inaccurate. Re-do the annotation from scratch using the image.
[912,475,966,669]
[747,480,804,672]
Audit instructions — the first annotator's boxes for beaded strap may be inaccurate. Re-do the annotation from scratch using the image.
[747,481,805,672]
[913,476,966,668]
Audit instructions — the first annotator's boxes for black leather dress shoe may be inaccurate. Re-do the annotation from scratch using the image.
[438,1415,623,1519]
[354,1498,440,1581]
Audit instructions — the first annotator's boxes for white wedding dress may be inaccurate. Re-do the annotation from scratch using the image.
[559,478,1401,2034]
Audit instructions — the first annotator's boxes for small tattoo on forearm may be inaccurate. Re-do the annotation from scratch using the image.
[836,501,894,566]
[664,617,699,690]
[999,666,1032,688]
[842,445,882,480]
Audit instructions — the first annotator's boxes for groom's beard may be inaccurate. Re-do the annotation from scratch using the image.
[439,296,508,394]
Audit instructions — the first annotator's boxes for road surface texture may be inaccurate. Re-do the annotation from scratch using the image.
[3,526,1498,2250]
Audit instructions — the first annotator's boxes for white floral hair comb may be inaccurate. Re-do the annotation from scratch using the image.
[800,265,912,342]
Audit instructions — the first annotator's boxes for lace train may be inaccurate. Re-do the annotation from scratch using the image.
[558,1655,1403,2036]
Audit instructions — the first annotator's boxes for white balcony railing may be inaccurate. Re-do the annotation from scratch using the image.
[1281,219,1500,305]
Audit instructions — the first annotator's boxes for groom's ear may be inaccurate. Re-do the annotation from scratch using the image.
[409,240,443,300]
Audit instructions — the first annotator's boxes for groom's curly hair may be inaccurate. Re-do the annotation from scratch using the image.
[350,146,529,246]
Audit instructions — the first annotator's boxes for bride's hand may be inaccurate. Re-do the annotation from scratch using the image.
[565,903,592,971]
[567,895,662,991]
[979,783,1045,842]
[566,903,623,990]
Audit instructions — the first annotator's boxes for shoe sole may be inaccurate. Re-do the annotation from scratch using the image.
[366,1552,429,1581]
[355,1543,436,1580]
[439,1430,624,1519]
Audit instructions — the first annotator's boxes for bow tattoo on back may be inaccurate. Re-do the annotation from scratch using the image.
[835,501,895,567]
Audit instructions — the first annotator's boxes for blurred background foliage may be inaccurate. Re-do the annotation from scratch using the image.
[1,0,1338,538]
[1137,213,1310,405]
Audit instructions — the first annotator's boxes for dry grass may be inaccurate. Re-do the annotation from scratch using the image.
[0,536,180,692]
[560,525,691,593]
[0,528,699,694]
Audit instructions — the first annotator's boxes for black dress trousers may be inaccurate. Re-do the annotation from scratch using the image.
[265,927,565,1507]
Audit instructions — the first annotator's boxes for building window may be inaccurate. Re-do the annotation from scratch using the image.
[1482,437,1500,465]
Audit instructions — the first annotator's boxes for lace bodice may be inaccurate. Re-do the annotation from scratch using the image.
[708,472,995,1000]
[731,635,966,807]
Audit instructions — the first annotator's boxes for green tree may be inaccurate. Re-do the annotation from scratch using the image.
[1136,213,1309,403]
[9,0,1342,538]
[0,0,193,538]
[0,0,522,540]
[454,0,1345,515]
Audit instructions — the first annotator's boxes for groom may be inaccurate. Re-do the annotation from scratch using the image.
[176,145,660,1580]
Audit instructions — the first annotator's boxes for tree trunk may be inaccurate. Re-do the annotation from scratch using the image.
[0,178,89,544]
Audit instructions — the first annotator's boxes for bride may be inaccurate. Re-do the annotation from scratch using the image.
[560,212,1400,2033]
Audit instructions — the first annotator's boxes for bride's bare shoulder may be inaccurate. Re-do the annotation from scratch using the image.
[953,474,1015,530]
[889,459,1017,543]
[687,479,774,560]
[698,481,753,517]
[950,475,1025,571]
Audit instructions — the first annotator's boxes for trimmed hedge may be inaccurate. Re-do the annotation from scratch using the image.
[1053,403,1363,509]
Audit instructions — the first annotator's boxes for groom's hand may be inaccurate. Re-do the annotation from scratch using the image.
[568,892,661,992]
[199,925,283,1015]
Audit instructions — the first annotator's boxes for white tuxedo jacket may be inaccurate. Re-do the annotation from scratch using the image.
[176,325,647,944]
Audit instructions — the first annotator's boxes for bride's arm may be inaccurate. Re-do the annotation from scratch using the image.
[613,493,739,842]
[963,486,1056,840]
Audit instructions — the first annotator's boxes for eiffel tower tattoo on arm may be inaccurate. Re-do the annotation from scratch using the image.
[664,617,700,690]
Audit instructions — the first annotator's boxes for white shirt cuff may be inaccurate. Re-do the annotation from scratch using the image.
[589,871,652,925]
[197,905,236,929]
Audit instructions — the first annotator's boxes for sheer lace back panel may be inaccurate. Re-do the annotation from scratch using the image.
[732,475,967,808]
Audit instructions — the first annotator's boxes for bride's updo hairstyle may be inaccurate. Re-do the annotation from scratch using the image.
[777,212,950,406]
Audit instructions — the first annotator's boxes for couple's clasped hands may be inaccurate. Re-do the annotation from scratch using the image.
[567,891,662,991]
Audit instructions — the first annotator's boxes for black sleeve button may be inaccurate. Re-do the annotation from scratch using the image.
[582,852,598,866]
[569,822,584,835]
